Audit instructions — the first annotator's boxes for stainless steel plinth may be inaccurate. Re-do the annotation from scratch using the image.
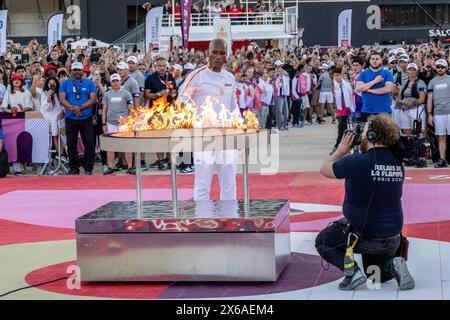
[76,199,291,282]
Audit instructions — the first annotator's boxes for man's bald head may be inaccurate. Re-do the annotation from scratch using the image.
[208,38,227,72]
[209,38,227,54]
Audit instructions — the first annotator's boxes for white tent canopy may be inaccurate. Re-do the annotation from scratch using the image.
[68,38,120,49]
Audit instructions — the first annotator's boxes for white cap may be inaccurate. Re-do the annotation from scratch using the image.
[172,64,183,72]
[274,60,283,67]
[388,49,396,56]
[388,56,398,64]
[396,48,406,54]
[436,59,449,68]
[184,63,196,70]
[110,73,122,82]
[319,64,329,70]
[407,63,418,71]
[127,56,139,64]
[398,54,410,62]
[71,62,84,70]
[116,62,129,70]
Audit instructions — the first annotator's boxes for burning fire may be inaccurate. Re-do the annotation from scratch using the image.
[118,96,259,132]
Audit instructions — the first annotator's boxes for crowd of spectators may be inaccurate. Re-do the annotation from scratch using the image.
[156,0,285,25]
[1,36,450,176]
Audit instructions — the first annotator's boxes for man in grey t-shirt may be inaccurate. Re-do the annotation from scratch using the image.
[102,73,134,175]
[116,62,141,107]
[316,64,335,123]
[127,56,145,96]
[427,59,450,168]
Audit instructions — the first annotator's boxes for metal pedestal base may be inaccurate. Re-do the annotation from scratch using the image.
[76,199,291,282]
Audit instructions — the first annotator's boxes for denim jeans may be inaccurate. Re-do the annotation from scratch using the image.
[274,97,287,129]
[315,218,401,282]
[257,105,269,129]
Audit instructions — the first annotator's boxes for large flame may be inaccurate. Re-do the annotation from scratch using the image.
[118,96,259,132]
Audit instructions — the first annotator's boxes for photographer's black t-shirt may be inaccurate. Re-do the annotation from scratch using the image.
[332,148,404,238]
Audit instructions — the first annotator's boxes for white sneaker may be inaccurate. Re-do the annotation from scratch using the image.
[102,164,110,174]
[393,257,415,290]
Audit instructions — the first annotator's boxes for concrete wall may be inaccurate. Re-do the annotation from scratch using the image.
[81,0,165,42]
[298,0,450,47]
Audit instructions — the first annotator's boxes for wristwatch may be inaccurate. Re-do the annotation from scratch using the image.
[157,92,161,97]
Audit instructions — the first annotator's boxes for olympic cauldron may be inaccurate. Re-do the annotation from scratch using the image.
[75,97,291,282]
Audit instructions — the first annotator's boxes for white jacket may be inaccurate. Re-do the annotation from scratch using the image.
[333,79,354,112]
[40,91,63,119]
[1,88,33,111]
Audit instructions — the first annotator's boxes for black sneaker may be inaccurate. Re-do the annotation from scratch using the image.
[434,159,448,168]
[14,171,25,176]
[84,170,93,176]
[338,267,367,291]
[68,169,80,176]
[158,160,169,171]
[127,167,136,175]
[103,167,114,175]
[415,159,427,168]
[404,158,415,167]
[149,160,160,168]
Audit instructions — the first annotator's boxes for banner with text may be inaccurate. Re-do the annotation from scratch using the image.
[47,13,64,47]
[146,6,163,54]
[180,0,193,49]
[0,10,8,55]
[338,9,352,48]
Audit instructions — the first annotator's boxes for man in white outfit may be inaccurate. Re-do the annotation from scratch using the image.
[178,38,238,200]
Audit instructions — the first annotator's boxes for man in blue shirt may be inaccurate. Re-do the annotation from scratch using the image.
[356,52,395,122]
[316,114,415,291]
[59,62,97,175]
[0,124,8,178]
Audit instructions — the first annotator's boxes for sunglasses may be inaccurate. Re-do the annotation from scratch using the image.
[111,79,120,82]
[436,65,447,69]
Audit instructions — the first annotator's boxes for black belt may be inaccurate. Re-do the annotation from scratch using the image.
[354,232,400,242]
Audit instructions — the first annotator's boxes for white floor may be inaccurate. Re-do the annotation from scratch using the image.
[221,232,449,300]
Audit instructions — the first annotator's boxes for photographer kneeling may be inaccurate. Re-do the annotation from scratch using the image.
[316,114,415,291]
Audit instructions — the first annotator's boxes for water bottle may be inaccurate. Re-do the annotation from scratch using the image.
[343,246,355,277]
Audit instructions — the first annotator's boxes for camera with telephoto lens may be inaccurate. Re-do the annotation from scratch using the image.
[343,122,364,146]
[397,135,431,163]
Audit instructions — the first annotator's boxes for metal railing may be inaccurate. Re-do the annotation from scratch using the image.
[163,12,285,27]
[113,12,287,48]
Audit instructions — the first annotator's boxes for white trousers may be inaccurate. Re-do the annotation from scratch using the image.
[194,150,238,201]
